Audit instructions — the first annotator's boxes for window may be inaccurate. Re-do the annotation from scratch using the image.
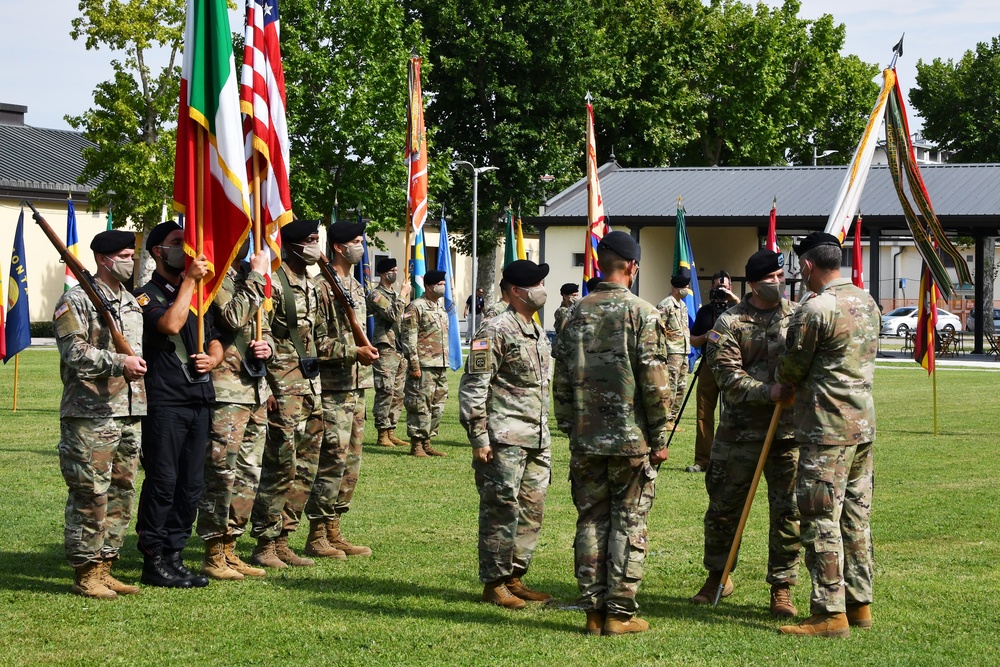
[572,253,585,268]
[841,248,852,267]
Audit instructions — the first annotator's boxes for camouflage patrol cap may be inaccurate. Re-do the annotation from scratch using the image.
[146,220,182,251]
[376,257,397,273]
[597,230,641,261]
[91,230,135,254]
[282,219,320,243]
[793,232,841,256]
[503,259,550,288]
[560,282,579,296]
[745,249,785,281]
[425,270,446,285]
[328,220,366,244]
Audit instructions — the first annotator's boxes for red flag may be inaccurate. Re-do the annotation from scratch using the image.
[913,264,938,374]
[766,198,778,252]
[852,214,864,289]
[406,56,428,235]
[583,98,609,294]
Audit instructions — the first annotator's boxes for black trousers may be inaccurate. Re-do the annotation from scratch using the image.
[136,404,211,556]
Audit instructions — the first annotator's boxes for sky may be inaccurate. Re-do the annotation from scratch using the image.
[1,1,999,132]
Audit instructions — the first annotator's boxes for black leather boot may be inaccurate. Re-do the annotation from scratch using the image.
[165,551,210,588]
[141,554,194,589]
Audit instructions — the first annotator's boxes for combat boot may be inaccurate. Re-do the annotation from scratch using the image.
[482,580,526,609]
[305,519,347,559]
[141,554,194,588]
[201,538,244,580]
[410,440,429,457]
[250,537,288,569]
[71,561,117,599]
[846,603,872,629]
[779,613,850,638]
[274,534,315,567]
[585,611,605,636]
[327,514,372,557]
[376,429,395,447]
[690,571,734,604]
[422,440,447,457]
[603,614,650,636]
[505,577,552,603]
[770,583,797,617]
[388,429,408,447]
[100,561,140,595]
[224,536,265,577]
[165,551,210,587]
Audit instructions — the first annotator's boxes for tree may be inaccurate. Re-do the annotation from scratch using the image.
[66,0,184,231]
[910,36,1000,163]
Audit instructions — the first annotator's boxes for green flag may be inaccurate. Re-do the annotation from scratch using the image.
[503,207,517,267]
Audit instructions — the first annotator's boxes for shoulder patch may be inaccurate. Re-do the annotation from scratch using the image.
[707,330,722,344]
[403,311,412,319]
[136,292,151,307]
[469,339,491,374]
[54,302,70,320]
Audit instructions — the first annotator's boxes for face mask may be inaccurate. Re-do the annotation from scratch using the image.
[293,242,321,265]
[383,271,397,285]
[340,243,364,266]
[429,283,446,297]
[518,286,547,311]
[105,257,134,283]
[677,287,690,298]
[755,280,784,303]
[159,245,186,273]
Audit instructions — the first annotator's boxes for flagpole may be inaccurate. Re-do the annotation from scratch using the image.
[253,152,264,340]
[932,365,938,437]
[12,355,19,412]
[196,127,206,353]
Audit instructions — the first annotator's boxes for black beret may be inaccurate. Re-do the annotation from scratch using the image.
[503,260,550,288]
[328,220,366,245]
[745,249,785,282]
[424,270,446,285]
[671,267,691,288]
[91,230,135,254]
[146,221,182,252]
[282,219,320,243]
[376,257,397,273]
[560,282,579,296]
[597,230,641,262]
[793,232,841,256]
[586,277,602,292]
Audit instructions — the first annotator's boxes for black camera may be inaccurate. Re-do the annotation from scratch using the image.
[710,287,728,303]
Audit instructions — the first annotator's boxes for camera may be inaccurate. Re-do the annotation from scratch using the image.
[710,287,728,303]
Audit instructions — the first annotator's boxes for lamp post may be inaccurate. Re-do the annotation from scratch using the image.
[452,160,498,340]
[813,146,838,166]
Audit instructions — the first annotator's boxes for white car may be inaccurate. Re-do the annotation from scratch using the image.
[880,306,961,337]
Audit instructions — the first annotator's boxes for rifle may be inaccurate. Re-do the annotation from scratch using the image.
[318,252,372,348]
[26,200,136,357]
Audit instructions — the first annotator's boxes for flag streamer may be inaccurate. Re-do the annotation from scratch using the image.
[583,99,609,295]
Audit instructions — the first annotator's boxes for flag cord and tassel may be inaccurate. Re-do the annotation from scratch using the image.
[195,127,205,353]
[252,152,264,340]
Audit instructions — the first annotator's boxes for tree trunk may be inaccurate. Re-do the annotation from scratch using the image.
[982,237,996,334]
[477,244,499,306]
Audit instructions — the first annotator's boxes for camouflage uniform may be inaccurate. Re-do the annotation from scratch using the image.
[197,265,272,541]
[306,273,373,519]
[54,279,146,567]
[553,282,671,616]
[250,264,325,540]
[702,297,800,584]
[552,304,570,333]
[459,309,551,584]
[657,294,690,423]
[402,296,450,440]
[480,299,508,326]
[775,277,879,615]
[368,283,408,431]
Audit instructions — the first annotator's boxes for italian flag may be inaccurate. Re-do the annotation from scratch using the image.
[174,0,252,314]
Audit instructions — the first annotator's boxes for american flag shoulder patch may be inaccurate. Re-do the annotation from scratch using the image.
[472,339,489,350]
[54,302,70,319]
[707,330,722,344]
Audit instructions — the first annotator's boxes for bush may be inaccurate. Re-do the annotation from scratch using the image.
[29,321,54,338]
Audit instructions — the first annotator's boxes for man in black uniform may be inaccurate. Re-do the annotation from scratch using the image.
[134,220,224,588]
[687,271,739,473]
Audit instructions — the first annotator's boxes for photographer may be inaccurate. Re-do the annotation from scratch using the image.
[687,271,739,473]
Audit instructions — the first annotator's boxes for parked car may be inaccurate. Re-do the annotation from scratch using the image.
[880,306,961,337]
[964,308,1000,332]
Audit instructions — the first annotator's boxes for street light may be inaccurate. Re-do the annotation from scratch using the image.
[452,159,498,339]
[813,147,838,166]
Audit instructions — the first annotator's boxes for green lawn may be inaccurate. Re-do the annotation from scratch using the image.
[1,349,998,666]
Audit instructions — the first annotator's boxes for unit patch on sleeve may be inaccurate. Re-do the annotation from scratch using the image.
[469,338,491,374]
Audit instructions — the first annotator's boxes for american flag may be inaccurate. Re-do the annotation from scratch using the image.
[241,0,292,285]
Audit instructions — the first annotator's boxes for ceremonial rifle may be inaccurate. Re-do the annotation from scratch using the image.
[318,252,372,348]
[26,200,136,357]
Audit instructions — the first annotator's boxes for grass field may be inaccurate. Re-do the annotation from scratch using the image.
[1,349,998,666]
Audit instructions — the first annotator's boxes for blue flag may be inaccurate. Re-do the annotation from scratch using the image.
[5,210,31,363]
[436,214,463,370]
[411,228,426,297]
[353,213,375,341]
[673,204,702,365]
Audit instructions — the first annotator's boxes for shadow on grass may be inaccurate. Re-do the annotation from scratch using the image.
[0,543,72,595]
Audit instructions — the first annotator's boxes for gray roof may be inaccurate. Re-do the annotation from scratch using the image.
[0,123,97,198]
[530,163,1000,233]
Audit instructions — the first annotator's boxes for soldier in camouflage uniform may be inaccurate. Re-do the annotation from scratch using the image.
[250,219,326,569]
[775,233,880,638]
[369,257,411,448]
[553,231,670,636]
[196,245,274,580]
[552,282,579,333]
[474,280,510,335]
[657,270,691,430]
[54,230,146,599]
[691,250,801,618]
[459,260,553,610]
[305,221,380,559]
[402,269,450,457]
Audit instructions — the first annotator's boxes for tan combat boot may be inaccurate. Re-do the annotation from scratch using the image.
[100,560,140,595]
[603,614,650,635]
[770,583,797,617]
[506,577,552,603]
[72,561,117,599]
[223,536,265,577]
[585,611,605,636]
[376,429,395,447]
[387,428,408,447]
[274,534,315,567]
[410,440,429,457]
[202,538,244,580]
[846,603,872,629]
[422,440,447,457]
[690,572,734,604]
[482,580,526,609]
[327,514,372,557]
[250,537,288,569]
[779,612,850,638]
[305,519,347,559]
